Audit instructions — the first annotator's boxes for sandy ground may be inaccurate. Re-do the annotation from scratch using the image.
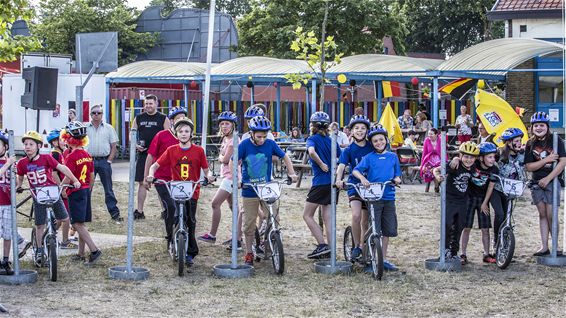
[1,163,566,317]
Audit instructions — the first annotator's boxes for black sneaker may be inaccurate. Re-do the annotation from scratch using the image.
[34,251,44,268]
[85,250,102,265]
[307,244,330,259]
[133,210,145,220]
[226,240,242,251]
[0,260,14,275]
[112,215,124,223]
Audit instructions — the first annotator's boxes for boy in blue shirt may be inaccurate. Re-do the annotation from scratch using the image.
[352,124,401,271]
[235,116,298,266]
[336,115,373,261]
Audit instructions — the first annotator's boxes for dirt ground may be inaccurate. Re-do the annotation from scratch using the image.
[2,179,566,317]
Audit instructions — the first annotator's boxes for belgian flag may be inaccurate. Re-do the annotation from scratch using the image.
[439,78,477,99]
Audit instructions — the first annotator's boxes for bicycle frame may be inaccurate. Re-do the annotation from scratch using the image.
[492,175,526,249]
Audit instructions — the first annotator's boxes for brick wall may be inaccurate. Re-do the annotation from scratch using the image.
[505,59,535,123]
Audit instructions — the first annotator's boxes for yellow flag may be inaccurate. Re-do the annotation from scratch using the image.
[475,89,528,147]
[378,103,404,147]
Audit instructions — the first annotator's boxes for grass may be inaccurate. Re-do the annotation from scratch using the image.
[3,181,566,317]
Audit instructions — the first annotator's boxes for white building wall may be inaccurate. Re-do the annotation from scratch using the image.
[507,18,563,39]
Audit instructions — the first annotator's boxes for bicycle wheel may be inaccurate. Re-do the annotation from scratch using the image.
[496,227,515,269]
[47,236,58,282]
[370,236,384,281]
[343,226,354,262]
[177,233,186,277]
[270,231,285,275]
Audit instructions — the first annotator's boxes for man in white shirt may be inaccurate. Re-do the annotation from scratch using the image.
[330,122,350,150]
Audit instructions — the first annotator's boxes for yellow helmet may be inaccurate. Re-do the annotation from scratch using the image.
[459,141,479,156]
[22,131,43,144]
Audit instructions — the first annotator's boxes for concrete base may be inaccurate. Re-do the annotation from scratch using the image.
[0,270,38,285]
[537,255,566,267]
[313,260,353,275]
[108,266,150,281]
[424,258,462,272]
[213,264,254,278]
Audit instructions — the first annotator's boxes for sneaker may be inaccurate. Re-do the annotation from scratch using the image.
[198,233,217,243]
[34,251,44,267]
[85,250,102,265]
[351,246,362,261]
[185,254,194,267]
[226,240,243,251]
[533,249,550,256]
[460,254,468,265]
[133,210,145,220]
[383,260,399,271]
[69,236,79,242]
[60,240,78,249]
[18,240,32,259]
[307,244,330,259]
[70,254,86,262]
[0,260,14,275]
[222,238,232,246]
[483,254,496,264]
[112,215,124,224]
[244,252,254,266]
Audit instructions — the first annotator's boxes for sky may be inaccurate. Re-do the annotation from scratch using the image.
[127,0,153,10]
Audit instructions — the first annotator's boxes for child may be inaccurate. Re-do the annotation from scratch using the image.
[147,117,214,267]
[61,122,102,264]
[525,112,566,256]
[234,115,298,266]
[335,115,372,261]
[303,112,341,259]
[199,111,239,244]
[403,130,419,151]
[433,141,478,261]
[0,132,17,275]
[352,124,402,271]
[16,131,81,266]
[458,142,499,264]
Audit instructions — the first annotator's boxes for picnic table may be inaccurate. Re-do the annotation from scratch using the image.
[286,146,311,188]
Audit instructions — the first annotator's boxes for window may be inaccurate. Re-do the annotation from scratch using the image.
[520,25,527,32]
[539,76,563,103]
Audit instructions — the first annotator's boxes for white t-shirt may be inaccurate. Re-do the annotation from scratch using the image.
[455,114,472,136]
[336,131,350,149]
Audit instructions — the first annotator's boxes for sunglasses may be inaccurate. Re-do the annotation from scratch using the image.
[91,112,103,115]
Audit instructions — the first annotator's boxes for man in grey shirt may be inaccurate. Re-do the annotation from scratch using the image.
[86,105,122,223]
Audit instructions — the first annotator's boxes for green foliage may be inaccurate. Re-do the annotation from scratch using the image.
[32,0,159,66]
[149,0,252,18]
[0,0,41,62]
[237,0,407,59]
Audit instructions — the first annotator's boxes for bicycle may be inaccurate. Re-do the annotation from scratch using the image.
[343,181,396,280]
[153,178,208,276]
[243,177,292,275]
[25,184,71,282]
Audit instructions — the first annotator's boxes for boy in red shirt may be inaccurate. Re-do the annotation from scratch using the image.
[147,117,214,266]
[16,131,81,266]
[0,133,17,275]
[61,122,102,265]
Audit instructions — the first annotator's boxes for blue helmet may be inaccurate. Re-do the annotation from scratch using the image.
[244,106,265,119]
[479,142,498,155]
[218,111,237,124]
[530,111,549,124]
[500,127,524,142]
[168,107,187,119]
[310,111,330,125]
[46,129,61,143]
[248,116,271,132]
[348,115,371,129]
[0,132,8,147]
[367,124,388,140]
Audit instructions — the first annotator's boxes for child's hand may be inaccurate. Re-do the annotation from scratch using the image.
[7,155,16,165]
[320,163,329,172]
[544,153,559,164]
[360,178,370,188]
[538,177,551,189]
[145,175,155,183]
[435,174,445,183]
[449,157,460,169]
[393,177,402,186]
[73,181,81,189]
[288,174,298,183]
[481,203,490,215]
[335,180,344,189]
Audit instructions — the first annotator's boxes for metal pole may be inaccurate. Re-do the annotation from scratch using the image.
[562,0,566,252]
[552,132,559,258]
[250,86,255,105]
[439,130,447,265]
[200,0,216,150]
[126,129,137,273]
[432,77,439,128]
[8,131,19,275]
[231,129,239,268]
[330,128,337,268]
[183,84,189,110]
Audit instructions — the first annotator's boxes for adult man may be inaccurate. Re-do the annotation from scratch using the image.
[131,94,170,220]
[397,109,414,130]
[330,122,350,150]
[85,105,122,222]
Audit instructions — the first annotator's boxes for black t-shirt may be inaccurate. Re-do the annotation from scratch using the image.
[525,136,566,181]
[469,161,499,198]
[135,112,167,152]
[446,164,473,198]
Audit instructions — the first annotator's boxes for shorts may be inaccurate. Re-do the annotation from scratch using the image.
[306,185,332,205]
[33,198,68,226]
[367,200,397,237]
[464,196,491,229]
[68,188,92,224]
[219,178,234,194]
[135,152,148,182]
[348,194,368,210]
[0,205,12,240]
[242,197,277,236]
[458,135,472,143]
[530,182,562,206]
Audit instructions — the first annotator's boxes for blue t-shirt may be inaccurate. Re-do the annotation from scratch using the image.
[306,134,341,186]
[238,138,286,198]
[339,141,374,196]
[353,151,401,200]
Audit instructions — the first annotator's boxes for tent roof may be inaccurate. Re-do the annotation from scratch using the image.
[328,54,443,78]
[210,56,310,80]
[106,60,209,83]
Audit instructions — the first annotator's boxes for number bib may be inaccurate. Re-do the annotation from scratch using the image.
[359,184,385,201]
[35,186,60,204]
[170,181,195,200]
[501,178,524,197]
[257,182,281,201]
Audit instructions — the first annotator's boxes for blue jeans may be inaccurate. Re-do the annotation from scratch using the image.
[93,158,120,219]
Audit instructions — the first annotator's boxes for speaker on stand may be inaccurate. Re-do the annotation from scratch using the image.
[20,66,58,131]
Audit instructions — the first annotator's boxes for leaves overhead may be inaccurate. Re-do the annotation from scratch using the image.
[0,0,41,62]
[149,0,252,18]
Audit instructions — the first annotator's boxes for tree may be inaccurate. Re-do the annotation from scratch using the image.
[0,0,41,61]
[399,0,504,55]
[32,0,158,66]
[237,0,407,59]
[149,0,252,18]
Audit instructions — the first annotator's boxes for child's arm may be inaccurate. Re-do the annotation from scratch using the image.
[481,182,495,215]
[56,164,81,188]
[537,157,566,189]
[143,153,154,189]
[351,170,370,187]
[281,154,298,183]
[0,156,16,175]
[307,147,328,172]
[433,166,444,183]
[449,157,461,169]
[146,162,160,183]
[219,143,233,165]
[16,174,24,190]
[525,154,557,172]
[335,163,346,188]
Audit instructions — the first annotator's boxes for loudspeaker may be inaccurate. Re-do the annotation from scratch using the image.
[21,66,58,110]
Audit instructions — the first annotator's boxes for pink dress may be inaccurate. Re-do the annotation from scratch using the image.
[419,137,442,183]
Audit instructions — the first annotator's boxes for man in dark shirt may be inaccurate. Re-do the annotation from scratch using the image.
[131,94,170,220]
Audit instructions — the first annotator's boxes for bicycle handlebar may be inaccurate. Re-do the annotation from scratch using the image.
[20,184,74,200]
[242,176,293,188]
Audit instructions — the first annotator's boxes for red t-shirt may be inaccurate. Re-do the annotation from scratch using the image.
[0,159,12,205]
[16,154,59,188]
[148,130,178,181]
[62,148,71,160]
[51,149,65,181]
[156,144,208,200]
[65,148,94,195]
